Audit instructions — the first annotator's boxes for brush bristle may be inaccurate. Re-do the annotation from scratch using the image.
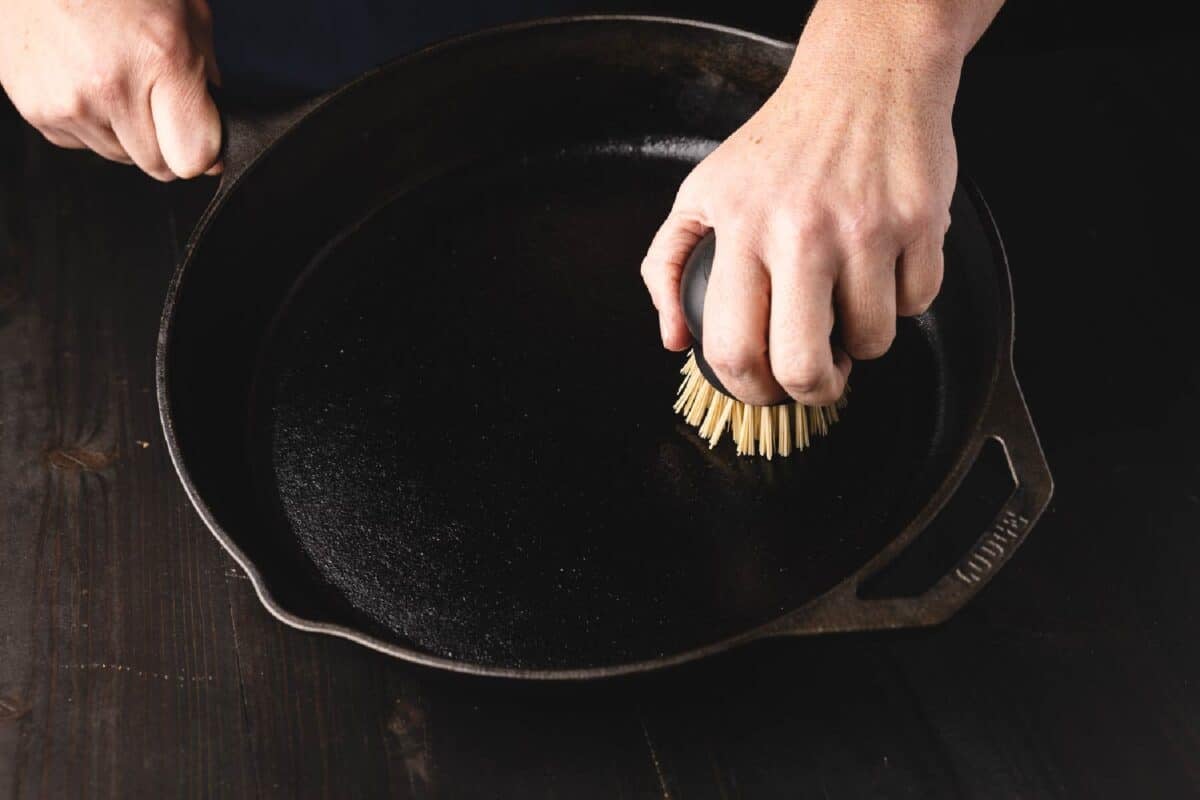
[675,350,848,459]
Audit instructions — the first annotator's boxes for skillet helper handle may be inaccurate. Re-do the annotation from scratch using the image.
[764,362,1054,636]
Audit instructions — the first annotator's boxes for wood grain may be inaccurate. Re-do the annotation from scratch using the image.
[0,114,254,798]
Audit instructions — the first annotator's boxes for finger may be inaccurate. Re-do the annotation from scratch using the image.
[150,70,221,178]
[641,213,706,351]
[702,234,781,405]
[768,248,848,406]
[833,347,852,383]
[112,94,176,181]
[188,0,223,86]
[835,248,898,361]
[204,54,222,89]
[896,230,945,316]
[39,126,87,150]
[67,121,134,164]
[192,12,226,176]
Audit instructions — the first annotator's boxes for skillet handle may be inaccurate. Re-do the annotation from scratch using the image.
[211,88,328,191]
[762,361,1054,636]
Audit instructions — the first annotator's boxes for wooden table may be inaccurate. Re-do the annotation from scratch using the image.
[2,44,1197,798]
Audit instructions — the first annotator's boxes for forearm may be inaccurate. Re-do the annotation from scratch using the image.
[804,0,1004,60]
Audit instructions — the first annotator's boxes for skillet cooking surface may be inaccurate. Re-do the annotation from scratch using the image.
[250,142,950,669]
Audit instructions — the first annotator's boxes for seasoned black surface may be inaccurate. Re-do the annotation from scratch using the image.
[253,146,948,668]
[2,38,1198,800]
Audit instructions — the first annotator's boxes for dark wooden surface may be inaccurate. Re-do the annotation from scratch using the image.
[2,43,1198,798]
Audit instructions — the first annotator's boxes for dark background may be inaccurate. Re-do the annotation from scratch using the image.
[2,2,1199,798]
[207,1,1192,94]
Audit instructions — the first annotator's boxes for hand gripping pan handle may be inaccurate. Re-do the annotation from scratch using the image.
[175,87,330,258]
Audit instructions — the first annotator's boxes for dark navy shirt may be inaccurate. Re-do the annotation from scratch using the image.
[209,1,635,96]
[207,1,791,96]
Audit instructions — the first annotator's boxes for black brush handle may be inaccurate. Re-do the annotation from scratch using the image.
[679,231,733,396]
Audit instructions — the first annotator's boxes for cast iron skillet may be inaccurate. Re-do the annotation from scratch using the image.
[157,16,1053,679]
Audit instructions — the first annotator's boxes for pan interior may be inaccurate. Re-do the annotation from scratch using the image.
[248,139,949,670]
[165,20,1003,673]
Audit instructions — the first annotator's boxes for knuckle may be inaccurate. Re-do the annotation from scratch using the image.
[898,287,936,316]
[798,384,841,406]
[774,357,826,397]
[705,339,764,382]
[84,65,125,106]
[772,204,826,244]
[64,90,88,119]
[839,210,888,252]
[21,106,49,127]
[44,91,87,124]
[707,193,742,223]
[720,212,768,247]
[675,169,699,198]
[139,11,192,68]
[4,88,35,121]
[896,190,941,233]
[639,257,664,298]
[37,127,67,147]
[639,255,655,283]
[900,275,943,316]
[930,206,953,235]
[674,166,709,206]
[900,297,934,317]
[846,329,895,360]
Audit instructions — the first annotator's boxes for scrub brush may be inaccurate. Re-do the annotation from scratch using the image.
[673,231,848,459]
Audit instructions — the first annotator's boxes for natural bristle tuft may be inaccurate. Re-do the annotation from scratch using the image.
[674,350,848,459]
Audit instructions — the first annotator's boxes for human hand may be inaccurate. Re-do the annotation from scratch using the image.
[642,0,1001,406]
[0,0,222,180]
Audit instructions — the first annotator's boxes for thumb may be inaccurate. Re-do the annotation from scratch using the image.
[186,0,224,175]
[150,67,221,179]
[641,212,707,351]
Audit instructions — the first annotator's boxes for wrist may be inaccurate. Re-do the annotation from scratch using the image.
[805,0,998,61]
[784,0,983,103]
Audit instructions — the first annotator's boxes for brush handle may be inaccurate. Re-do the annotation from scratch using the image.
[679,231,731,395]
[679,230,715,344]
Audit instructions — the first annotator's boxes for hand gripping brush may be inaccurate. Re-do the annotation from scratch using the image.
[673,231,848,459]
